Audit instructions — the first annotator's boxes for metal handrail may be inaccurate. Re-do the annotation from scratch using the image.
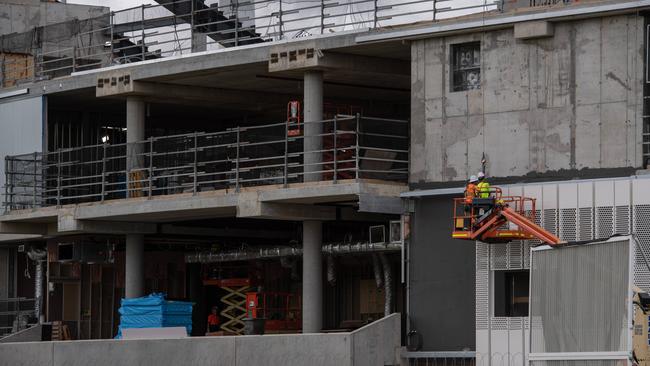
[4,115,409,211]
[0,0,498,88]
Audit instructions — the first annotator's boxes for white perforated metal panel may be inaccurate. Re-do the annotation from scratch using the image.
[559,208,577,242]
[476,242,490,330]
[634,204,650,291]
[490,243,508,270]
[615,205,631,235]
[543,209,558,237]
[596,206,614,239]
[578,207,594,241]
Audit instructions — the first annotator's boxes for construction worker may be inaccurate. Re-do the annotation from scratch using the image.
[463,175,479,229]
[477,172,490,198]
[206,305,221,334]
[465,175,479,204]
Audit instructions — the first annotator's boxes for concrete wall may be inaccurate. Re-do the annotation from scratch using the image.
[410,14,645,184]
[0,0,108,35]
[409,196,475,351]
[0,314,401,366]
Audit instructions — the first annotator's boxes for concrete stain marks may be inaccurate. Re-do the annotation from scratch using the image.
[605,71,632,91]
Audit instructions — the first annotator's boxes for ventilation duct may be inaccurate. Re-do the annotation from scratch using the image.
[185,242,401,263]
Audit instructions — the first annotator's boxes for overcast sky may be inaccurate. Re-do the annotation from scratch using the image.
[69,0,155,10]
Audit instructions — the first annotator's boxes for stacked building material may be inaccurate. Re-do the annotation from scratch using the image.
[116,293,193,338]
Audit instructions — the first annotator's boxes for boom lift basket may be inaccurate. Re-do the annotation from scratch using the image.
[452,187,561,245]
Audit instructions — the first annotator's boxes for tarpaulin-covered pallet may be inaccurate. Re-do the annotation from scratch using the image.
[116,293,193,338]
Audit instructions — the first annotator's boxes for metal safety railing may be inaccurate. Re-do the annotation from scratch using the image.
[642,130,650,169]
[0,0,499,88]
[4,115,408,211]
[0,297,36,338]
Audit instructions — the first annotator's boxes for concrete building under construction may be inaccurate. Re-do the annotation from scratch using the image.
[0,0,649,365]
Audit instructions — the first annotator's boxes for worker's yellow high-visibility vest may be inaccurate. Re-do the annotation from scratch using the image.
[477,181,490,198]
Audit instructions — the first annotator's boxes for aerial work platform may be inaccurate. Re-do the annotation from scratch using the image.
[452,187,561,245]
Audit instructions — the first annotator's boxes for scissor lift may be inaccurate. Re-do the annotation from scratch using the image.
[452,187,561,245]
[203,277,252,334]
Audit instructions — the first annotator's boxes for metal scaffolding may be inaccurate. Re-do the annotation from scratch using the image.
[4,115,409,211]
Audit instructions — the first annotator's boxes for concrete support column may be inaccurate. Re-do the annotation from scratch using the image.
[303,70,324,182]
[191,32,207,52]
[126,97,145,197]
[125,234,145,298]
[302,220,322,333]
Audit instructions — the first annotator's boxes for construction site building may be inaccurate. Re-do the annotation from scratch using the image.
[0,0,649,365]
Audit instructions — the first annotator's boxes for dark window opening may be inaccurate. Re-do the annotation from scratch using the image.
[451,42,481,92]
[494,270,529,317]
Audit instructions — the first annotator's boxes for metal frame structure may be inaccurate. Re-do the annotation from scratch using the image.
[0,0,500,88]
[0,297,36,338]
[451,187,561,244]
[527,237,635,364]
[4,115,409,211]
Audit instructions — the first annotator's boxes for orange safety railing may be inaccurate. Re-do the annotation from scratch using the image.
[246,292,302,331]
[453,187,538,240]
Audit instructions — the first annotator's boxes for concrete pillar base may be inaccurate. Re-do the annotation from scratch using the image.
[125,234,145,298]
[302,220,322,333]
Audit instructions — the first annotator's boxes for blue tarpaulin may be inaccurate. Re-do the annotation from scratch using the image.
[115,293,193,338]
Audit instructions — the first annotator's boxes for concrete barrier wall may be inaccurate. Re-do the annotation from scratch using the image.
[352,313,401,366]
[0,314,401,366]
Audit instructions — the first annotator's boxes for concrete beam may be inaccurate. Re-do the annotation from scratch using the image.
[159,225,293,239]
[57,215,157,234]
[97,78,294,109]
[237,200,336,221]
[269,47,409,76]
[0,222,50,235]
[514,21,554,40]
[357,194,404,215]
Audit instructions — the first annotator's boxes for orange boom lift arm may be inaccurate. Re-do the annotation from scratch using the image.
[452,187,561,246]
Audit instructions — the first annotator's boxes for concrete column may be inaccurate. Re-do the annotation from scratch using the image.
[303,70,323,182]
[125,234,145,298]
[302,220,322,333]
[191,32,207,52]
[126,97,145,197]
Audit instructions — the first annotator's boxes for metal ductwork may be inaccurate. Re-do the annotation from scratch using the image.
[326,255,336,286]
[185,242,401,263]
[379,253,392,317]
[27,248,47,323]
[372,254,383,288]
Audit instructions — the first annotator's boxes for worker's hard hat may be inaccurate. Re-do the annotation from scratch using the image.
[469,175,478,183]
[478,172,485,179]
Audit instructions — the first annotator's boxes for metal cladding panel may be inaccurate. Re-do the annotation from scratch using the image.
[633,178,650,205]
[476,242,490,330]
[507,185,524,198]
[594,180,615,207]
[577,182,593,209]
[529,238,632,357]
[614,180,631,207]
[595,206,614,240]
[634,204,650,291]
[541,185,558,210]
[523,185,543,203]
[558,183,578,209]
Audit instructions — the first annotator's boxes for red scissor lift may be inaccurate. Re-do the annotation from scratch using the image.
[452,187,561,245]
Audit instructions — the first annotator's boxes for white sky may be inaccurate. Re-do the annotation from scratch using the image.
[69,0,156,10]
